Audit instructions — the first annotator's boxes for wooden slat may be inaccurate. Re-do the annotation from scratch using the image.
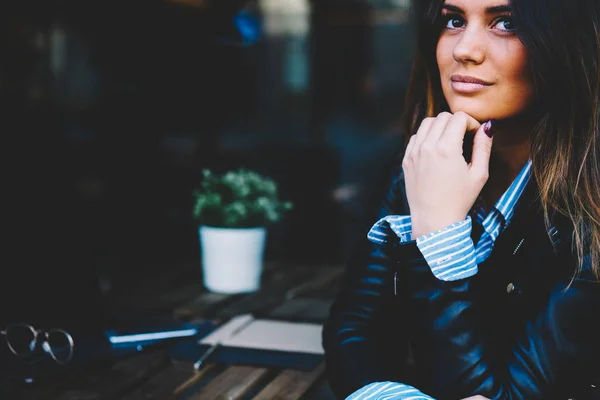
[121,360,196,400]
[265,297,333,323]
[253,363,326,400]
[173,291,232,320]
[283,265,344,300]
[215,264,316,318]
[172,260,283,320]
[298,373,337,400]
[301,268,345,300]
[0,376,67,400]
[173,363,218,396]
[107,262,200,310]
[53,350,169,400]
[123,281,205,312]
[188,366,270,400]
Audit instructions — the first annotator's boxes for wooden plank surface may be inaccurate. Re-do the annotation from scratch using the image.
[0,376,67,400]
[4,261,341,400]
[121,360,195,400]
[253,363,326,400]
[54,350,169,400]
[187,366,271,400]
[123,281,205,312]
[173,292,232,320]
[173,363,218,396]
[107,262,201,311]
[172,260,283,320]
[215,264,321,318]
[300,376,337,400]
[283,266,343,301]
[265,297,333,323]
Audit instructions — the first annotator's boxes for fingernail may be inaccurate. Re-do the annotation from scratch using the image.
[484,119,494,138]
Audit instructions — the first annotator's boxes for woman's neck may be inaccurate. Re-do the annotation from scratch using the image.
[490,140,530,180]
[481,117,533,208]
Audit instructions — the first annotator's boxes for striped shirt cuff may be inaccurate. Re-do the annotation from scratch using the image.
[367,215,478,281]
[367,215,413,245]
[346,382,435,400]
[415,216,477,281]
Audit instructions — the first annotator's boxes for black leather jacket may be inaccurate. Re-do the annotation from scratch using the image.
[323,158,600,400]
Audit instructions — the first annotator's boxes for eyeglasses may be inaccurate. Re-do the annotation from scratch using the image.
[1,323,74,365]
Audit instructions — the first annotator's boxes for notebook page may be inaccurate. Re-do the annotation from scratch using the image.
[199,316,324,355]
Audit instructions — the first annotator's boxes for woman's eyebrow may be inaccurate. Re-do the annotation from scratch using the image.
[442,4,512,14]
[441,4,464,13]
[486,5,512,13]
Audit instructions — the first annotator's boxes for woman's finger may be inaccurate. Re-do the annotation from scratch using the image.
[415,112,452,153]
[423,111,453,144]
[438,111,470,151]
[410,116,435,155]
[470,119,494,179]
[439,111,481,145]
[404,133,417,161]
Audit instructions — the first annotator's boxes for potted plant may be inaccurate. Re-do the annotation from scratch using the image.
[192,168,293,293]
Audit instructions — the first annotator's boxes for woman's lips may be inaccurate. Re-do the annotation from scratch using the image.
[450,75,493,94]
[450,81,491,93]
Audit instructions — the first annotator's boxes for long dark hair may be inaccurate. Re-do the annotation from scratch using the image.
[403,0,600,278]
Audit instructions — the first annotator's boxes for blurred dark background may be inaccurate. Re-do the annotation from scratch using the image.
[0,0,415,331]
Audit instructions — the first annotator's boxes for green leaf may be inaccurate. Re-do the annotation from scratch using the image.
[192,168,293,228]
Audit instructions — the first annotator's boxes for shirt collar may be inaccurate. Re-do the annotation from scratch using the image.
[495,159,533,226]
[474,159,533,235]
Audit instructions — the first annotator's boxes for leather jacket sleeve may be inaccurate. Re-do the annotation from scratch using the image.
[323,158,413,399]
[400,239,600,400]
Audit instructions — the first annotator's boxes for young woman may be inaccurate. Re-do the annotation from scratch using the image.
[323,0,600,399]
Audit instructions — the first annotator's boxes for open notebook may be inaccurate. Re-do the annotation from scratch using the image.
[199,314,324,354]
[169,314,324,370]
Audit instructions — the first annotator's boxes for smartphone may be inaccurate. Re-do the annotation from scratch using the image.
[104,316,201,348]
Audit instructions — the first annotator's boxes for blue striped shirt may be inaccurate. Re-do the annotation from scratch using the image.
[349,159,532,400]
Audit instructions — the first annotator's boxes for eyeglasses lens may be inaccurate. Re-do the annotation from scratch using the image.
[6,325,36,357]
[46,330,72,364]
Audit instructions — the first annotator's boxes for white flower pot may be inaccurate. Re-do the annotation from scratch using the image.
[199,226,266,294]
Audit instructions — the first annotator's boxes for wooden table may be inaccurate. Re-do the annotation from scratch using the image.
[3,261,343,400]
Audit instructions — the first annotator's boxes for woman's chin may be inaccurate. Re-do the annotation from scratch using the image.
[448,106,495,123]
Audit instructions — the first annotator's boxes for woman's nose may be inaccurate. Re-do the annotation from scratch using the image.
[453,26,486,64]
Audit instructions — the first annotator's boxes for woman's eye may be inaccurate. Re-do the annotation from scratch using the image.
[444,16,465,29]
[494,17,514,31]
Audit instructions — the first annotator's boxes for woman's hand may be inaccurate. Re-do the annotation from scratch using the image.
[402,112,494,238]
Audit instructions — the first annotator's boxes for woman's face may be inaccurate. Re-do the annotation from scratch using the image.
[436,0,535,122]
